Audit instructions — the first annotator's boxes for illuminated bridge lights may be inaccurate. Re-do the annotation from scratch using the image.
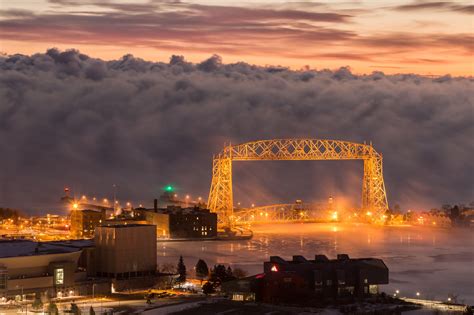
[208,139,389,227]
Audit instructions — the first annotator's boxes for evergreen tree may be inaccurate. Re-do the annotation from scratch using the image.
[176,255,187,284]
[226,266,233,278]
[209,264,236,286]
[89,306,95,315]
[202,281,215,295]
[70,303,81,315]
[195,259,209,284]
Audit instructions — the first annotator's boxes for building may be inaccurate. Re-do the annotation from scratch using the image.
[222,254,389,304]
[94,224,157,282]
[70,209,105,238]
[138,204,217,239]
[0,239,109,301]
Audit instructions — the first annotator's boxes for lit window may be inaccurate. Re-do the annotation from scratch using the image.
[233,294,244,301]
[271,265,278,272]
[55,268,64,285]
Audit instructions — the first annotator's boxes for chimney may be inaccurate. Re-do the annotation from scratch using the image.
[154,199,158,210]
[337,254,350,261]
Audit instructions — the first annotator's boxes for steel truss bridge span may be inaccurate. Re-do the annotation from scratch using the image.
[233,202,328,224]
[207,139,389,227]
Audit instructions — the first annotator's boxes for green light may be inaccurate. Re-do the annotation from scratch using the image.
[165,185,174,192]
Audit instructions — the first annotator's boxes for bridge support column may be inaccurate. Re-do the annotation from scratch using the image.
[362,153,388,220]
[207,155,233,228]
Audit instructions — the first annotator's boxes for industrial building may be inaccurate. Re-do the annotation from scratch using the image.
[222,254,389,304]
[70,209,105,238]
[94,224,157,278]
[93,224,160,290]
[137,202,217,239]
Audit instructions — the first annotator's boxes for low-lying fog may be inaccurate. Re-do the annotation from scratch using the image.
[157,223,474,304]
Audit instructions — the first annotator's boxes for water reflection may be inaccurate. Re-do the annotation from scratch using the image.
[157,223,473,303]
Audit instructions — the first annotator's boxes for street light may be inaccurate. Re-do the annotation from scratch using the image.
[416,292,420,297]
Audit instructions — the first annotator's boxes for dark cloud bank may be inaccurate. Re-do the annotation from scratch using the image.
[0,49,473,214]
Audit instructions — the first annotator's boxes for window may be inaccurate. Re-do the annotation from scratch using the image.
[232,294,244,301]
[55,268,64,285]
[369,285,378,294]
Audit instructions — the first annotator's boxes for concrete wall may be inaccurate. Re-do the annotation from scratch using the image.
[94,225,157,276]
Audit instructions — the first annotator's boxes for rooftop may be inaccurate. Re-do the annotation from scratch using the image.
[0,239,90,259]
[97,224,155,228]
[268,254,388,269]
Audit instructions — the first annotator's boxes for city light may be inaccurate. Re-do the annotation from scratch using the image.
[416,292,420,297]
[271,265,278,272]
[72,203,78,210]
[331,211,338,221]
[165,185,174,192]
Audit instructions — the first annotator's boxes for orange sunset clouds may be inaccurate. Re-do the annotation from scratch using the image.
[1,0,473,75]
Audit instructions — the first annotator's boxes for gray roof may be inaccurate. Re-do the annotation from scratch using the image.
[0,239,88,258]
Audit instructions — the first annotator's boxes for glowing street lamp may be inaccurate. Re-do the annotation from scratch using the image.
[395,290,400,294]
[416,292,420,297]
[72,203,78,210]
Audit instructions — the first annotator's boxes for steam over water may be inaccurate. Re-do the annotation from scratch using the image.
[157,223,474,304]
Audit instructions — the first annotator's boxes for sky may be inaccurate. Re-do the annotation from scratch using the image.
[0,1,473,214]
[1,0,473,75]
